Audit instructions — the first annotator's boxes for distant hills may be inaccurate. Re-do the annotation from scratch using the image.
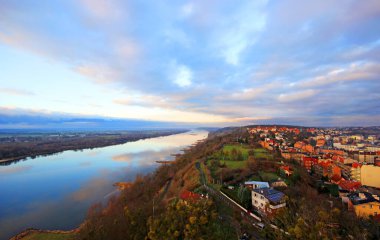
[0,113,188,131]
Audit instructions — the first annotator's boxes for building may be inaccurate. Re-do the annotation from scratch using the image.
[304,144,314,153]
[294,141,306,149]
[338,180,361,192]
[302,157,319,171]
[279,165,292,176]
[316,139,326,147]
[347,192,380,219]
[361,165,380,188]
[327,165,342,179]
[351,162,362,182]
[245,181,270,190]
[355,151,377,164]
[271,180,288,188]
[252,188,286,216]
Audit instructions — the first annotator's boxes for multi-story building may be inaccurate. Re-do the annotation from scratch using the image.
[361,165,380,188]
[350,162,362,182]
[302,157,319,172]
[348,192,380,219]
[252,188,286,216]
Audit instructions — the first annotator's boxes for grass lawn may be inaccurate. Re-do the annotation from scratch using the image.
[22,232,77,240]
[259,171,279,182]
[253,148,273,160]
[222,144,250,159]
[221,160,246,169]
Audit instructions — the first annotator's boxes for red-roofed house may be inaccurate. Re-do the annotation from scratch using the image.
[339,180,361,192]
[328,165,342,179]
[332,155,345,163]
[314,160,332,177]
[302,157,319,171]
[280,165,293,176]
[330,174,342,184]
[294,141,305,149]
[316,139,326,147]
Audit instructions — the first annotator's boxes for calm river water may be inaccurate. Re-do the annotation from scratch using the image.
[0,130,208,240]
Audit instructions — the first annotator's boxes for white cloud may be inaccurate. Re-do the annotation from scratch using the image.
[79,0,125,22]
[216,1,268,65]
[0,88,34,96]
[278,89,318,102]
[298,61,380,88]
[228,82,277,101]
[173,64,193,87]
[180,2,194,18]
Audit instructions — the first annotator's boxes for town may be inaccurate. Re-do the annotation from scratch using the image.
[177,125,380,239]
[254,126,380,221]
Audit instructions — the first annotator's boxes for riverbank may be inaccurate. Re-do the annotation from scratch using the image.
[10,228,78,240]
[0,129,187,165]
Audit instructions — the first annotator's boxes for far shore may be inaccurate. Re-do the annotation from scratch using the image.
[0,129,188,165]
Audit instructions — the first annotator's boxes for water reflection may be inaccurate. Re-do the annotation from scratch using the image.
[0,130,208,240]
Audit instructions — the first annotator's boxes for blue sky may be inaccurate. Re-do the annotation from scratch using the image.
[0,0,380,127]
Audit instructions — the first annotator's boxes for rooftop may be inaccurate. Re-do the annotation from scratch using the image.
[245,181,270,188]
[252,187,285,204]
[347,192,379,205]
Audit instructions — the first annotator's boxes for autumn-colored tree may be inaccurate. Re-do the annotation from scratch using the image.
[147,199,228,240]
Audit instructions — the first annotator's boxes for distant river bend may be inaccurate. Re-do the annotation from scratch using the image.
[0,130,208,240]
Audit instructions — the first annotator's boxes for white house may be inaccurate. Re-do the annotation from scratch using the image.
[252,187,286,216]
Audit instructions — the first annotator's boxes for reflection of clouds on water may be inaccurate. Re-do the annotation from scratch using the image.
[112,153,133,162]
[111,148,179,167]
[146,131,208,149]
[85,150,101,157]
[0,165,32,175]
[70,177,112,202]
[0,130,209,240]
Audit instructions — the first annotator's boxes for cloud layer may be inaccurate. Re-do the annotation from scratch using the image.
[0,0,379,126]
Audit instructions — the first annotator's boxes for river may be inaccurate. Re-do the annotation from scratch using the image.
[0,130,208,240]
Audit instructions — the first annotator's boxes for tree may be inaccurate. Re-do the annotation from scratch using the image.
[247,156,257,172]
[236,150,244,161]
[147,199,226,240]
[230,148,238,161]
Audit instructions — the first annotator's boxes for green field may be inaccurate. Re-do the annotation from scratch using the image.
[221,159,247,169]
[22,232,76,240]
[252,148,273,160]
[221,144,250,158]
[217,145,274,169]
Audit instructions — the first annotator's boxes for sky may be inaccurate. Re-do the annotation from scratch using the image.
[0,0,380,127]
